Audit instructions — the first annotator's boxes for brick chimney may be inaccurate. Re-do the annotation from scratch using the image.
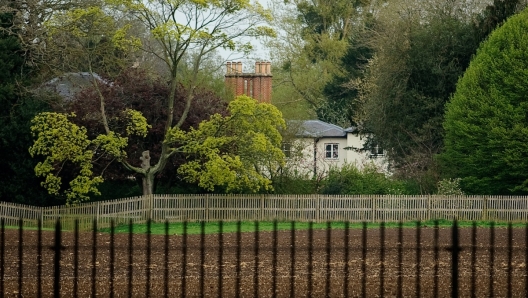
[224,61,272,103]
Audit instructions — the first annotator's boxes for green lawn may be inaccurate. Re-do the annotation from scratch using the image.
[98,219,528,235]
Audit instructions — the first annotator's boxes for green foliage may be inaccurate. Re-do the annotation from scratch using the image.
[0,11,54,205]
[436,178,465,196]
[320,163,412,195]
[272,176,318,194]
[44,5,140,76]
[167,95,286,193]
[473,0,524,41]
[441,8,528,195]
[29,113,103,204]
[267,0,372,120]
[357,0,483,190]
[29,109,150,203]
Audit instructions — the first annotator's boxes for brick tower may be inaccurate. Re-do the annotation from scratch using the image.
[224,61,272,103]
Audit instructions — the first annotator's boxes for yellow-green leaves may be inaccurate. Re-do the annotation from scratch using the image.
[29,110,151,204]
[29,112,101,205]
[93,132,128,160]
[45,5,139,76]
[123,109,150,137]
[112,24,142,51]
[169,95,286,193]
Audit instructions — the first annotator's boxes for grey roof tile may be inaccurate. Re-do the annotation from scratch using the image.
[291,120,357,138]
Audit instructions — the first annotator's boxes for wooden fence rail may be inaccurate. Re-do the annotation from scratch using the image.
[2,194,528,230]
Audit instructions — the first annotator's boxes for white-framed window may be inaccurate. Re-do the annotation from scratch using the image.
[370,144,384,158]
[281,142,292,158]
[325,143,339,159]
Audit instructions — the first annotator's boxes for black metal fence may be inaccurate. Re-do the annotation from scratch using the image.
[1,218,527,297]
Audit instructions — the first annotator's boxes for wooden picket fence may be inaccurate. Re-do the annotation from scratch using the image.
[2,194,528,230]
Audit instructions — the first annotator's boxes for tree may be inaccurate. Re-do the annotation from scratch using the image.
[168,96,286,193]
[30,0,275,199]
[30,95,285,203]
[43,5,141,78]
[0,11,53,205]
[355,0,487,192]
[319,23,374,127]
[441,8,528,195]
[65,68,229,191]
[266,0,373,121]
[473,0,526,41]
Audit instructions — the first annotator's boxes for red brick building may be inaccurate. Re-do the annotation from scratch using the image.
[224,61,272,103]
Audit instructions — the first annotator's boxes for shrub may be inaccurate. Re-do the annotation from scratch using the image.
[320,163,413,195]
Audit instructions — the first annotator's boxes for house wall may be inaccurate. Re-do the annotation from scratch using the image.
[285,133,388,178]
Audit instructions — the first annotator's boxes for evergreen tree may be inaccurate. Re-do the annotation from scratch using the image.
[0,12,52,205]
[441,8,528,194]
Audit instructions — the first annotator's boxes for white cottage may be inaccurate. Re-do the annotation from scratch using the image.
[284,120,387,177]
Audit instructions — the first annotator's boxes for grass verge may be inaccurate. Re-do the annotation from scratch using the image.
[98,219,528,235]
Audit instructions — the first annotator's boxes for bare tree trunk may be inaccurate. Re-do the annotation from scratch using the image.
[142,173,154,196]
[140,150,154,195]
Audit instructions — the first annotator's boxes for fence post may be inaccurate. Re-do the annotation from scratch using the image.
[205,194,209,222]
[372,196,376,222]
[483,196,488,221]
[260,195,264,221]
[427,196,432,221]
[96,201,100,223]
[150,194,154,220]
[316,195,320,223]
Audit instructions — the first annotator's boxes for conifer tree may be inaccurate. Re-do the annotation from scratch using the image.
[442,8,528,194]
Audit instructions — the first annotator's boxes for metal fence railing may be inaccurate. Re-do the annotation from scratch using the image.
[3,194,528,230]
[1,218,527,297]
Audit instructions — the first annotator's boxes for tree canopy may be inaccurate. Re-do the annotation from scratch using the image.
[26,0,276,200]
[266,0,373,123]
[30,93,285,204]
[0,11,52,205]
[441,7,528,195]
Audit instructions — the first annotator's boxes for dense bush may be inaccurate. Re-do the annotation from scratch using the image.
[320,163,415,195]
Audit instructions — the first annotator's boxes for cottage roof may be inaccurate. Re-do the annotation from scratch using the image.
[291,120,357,138]
[40,72,108,100]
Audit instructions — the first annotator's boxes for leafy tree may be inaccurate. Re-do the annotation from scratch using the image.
[65,68,229,193]
[0,11,52,205]
[168,96,286,193]
[441,8,528,195]
[43,5,140,78]
[267,0,373,120]
[319,24,374,127]
[30,0,275,199]
[355,0,486,192]
[30,95,285,203]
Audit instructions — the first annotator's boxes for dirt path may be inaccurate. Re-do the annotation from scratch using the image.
[1,226,527,297]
